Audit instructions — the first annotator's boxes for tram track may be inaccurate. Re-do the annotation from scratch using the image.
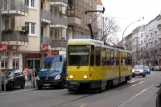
[51,77,147,107]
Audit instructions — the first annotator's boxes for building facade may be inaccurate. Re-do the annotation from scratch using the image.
[132,25,145,65]
[50,0,68,55]
[131,14,161,66]
[118,33,132,51]
[0,0,51,71]
[67,0,97,39]
[0,0,30,71]
[0,0,98,71]
[143,15,161,66]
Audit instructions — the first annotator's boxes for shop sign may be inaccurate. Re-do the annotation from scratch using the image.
[0,44,7,52]
[8,46,20,52]
[27,54,41,58]
[42,44,48,51]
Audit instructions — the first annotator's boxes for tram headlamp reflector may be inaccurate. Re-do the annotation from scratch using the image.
[69,75,73,78]
[84,75,87,79]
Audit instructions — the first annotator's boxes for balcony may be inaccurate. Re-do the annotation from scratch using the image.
[50,0,68,7]
[50,17,68,28]
[40,36,52,45]
[2,30,28,45]
[51,40,67,48]
[41,9,51,23]
[1,0,28,16]
[68,16,81,25]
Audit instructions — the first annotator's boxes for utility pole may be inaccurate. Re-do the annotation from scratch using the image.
[85,7,105,39]
[103,17,104,40]
[0,0,2,92]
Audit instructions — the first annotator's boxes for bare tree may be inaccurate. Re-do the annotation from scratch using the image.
[98,17,120,45]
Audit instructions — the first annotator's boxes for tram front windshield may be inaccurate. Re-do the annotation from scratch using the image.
[68,45,90,66]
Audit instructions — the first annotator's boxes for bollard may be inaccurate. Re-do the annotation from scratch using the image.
[0,70,1,92]
[4,69,6,91]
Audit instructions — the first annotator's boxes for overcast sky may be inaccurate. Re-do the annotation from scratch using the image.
[102,0,161,41]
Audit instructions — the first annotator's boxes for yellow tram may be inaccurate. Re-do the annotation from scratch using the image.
[66,39,132,92]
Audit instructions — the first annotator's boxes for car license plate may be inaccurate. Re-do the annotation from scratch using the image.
[44,84,50,86]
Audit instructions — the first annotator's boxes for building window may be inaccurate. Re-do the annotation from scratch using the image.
[25,0,35,8]
[4,19,9,30]
[25,22,36,35]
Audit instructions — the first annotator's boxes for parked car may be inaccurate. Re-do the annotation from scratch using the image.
[1,69,25,90]
[151,66,160,71]
[155,83,161,107]
[144,66,151,75]
[132,65,146,77]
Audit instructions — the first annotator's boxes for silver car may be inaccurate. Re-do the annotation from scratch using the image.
[132,65,146,77]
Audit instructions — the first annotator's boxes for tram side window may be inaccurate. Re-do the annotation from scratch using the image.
[95,47,101,66]
[90,45,94,66]
[116,51,119,65]
[110,50,115,65]
[102,48,106,65]
[106,49,111,65]
[125,53,132,65]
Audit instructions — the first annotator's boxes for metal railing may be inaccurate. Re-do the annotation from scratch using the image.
[51,17,68,27]
[1,0,28,14]
[41,9,51,21]
[2,31,29,42]
[52,40,67,47]
[40,36,52,45]
[50,0,68,4]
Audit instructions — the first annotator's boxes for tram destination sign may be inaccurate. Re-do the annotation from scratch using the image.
[68,45,90,52]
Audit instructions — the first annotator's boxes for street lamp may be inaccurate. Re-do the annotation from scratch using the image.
[122,20,141,40]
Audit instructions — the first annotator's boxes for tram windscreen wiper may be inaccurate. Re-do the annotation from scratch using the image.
[77,58,88,69]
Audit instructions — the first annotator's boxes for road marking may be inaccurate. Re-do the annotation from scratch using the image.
[80,104,86,107]
[0,88,35,96]
[129,80,136,83]
[130,81,144,87]
[117,84,153,107]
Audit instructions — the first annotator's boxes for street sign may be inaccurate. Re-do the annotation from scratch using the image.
[42,44,48,51]
[0,44,7,52]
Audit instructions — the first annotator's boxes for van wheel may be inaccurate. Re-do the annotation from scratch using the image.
[59,80,65,89]
[37,86,42,90]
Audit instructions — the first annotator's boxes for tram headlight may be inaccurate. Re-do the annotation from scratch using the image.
[69,75,73,78]
[84,75,87,79]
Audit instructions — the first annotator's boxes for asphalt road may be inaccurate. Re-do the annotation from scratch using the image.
[0,71,161,107]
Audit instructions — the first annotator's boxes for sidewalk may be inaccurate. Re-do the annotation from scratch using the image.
[25,80,37,89]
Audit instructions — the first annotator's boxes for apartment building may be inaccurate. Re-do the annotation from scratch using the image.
[0,0,51,71]
[157,16,161,67]
[50,0,68,55]
[132,25,144,64]
[130,14,161,66]
[0,0,29,71]
[0,0,98,71]
[143,15,161,66]
[67,0,97,39]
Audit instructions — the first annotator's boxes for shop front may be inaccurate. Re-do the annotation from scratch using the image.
[0,44,22,70]
[25,53,42,71]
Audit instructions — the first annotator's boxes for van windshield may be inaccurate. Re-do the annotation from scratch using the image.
[50,62,63,71]
[40,61,63,72]
[40,62,52,71]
